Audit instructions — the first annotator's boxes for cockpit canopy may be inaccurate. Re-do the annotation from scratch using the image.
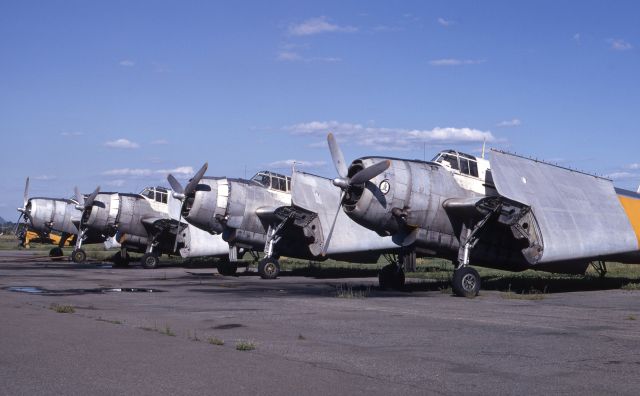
[140,186,169,204]
[432,150,480,178]
[251,171,291,192]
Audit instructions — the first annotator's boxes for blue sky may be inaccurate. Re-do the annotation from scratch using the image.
[1,0,639,220]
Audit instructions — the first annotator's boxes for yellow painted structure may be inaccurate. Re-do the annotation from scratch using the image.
[618,195,640,246]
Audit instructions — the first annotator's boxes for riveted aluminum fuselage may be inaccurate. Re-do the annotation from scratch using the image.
[27,198,81,235]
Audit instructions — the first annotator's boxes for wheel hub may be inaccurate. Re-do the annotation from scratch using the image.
[462,273,476,291]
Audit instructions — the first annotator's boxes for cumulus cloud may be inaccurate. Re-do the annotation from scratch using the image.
[609,39,632,51]
[151,139,169,145]
[497,119,521,127]
[285,121,494,151]
[288,16,357,36]
[104,138,140,149]
[277,51,303,61]
[102,166,194,178]
[119,60,135,67]
[33,175,56,181]
[105,179,126,187]
[606,171,638,180]
[60,131,84,137]
[437,17,454,27]
[429,58,486,66]
[628,163,640,170]
[268,160,326,169]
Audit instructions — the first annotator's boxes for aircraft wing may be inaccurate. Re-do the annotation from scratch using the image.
[290,170,398,256]
[490,150,639,263]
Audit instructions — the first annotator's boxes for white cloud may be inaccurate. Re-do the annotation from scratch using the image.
[151,139,169,145]
[268,160,326,169]
[429,58,486,66]
[497,119,521,127]
[102,166,194,178]
[285,121,494,151]
[105,179,126,187]
[104,138,140,149]
[119,60,135,67]
[277,51,303,61]
[606,171,638,180]
[573,33,581,43]
[437,17,454,27]
[627,163,640,170]
[33,175,56,181]
[609,39,632,51]
[288,16,357,36]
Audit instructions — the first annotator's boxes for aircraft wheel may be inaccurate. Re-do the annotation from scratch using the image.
[49,247,64,257]
[258,258,280,279]
[141,253,160,269]
[113,252,130,267]
[378,263,405,290]
[217,260,238,276]
[71,248,86,263]
[452,266,480,298]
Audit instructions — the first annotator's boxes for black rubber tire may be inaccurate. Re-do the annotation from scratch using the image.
[452,267,481,298]
[141,253,160,269]
[113,252,130,267]
[378,263,405,290]
[71,248,86,263]
[258,258,280,280]
[217,260,238,276]
[49,247,64,257]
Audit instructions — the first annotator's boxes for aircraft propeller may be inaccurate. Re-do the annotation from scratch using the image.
[14,177,30,235]
[322,133,390,256]
[166,162,208,252]
[74,186,100,230]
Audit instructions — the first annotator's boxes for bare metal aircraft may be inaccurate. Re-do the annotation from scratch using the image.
[73,174,230,267]
[323,133,640,297]
[15,178,105,257]
[168,165,405,281]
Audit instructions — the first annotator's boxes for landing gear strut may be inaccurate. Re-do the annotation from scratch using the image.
[113,247,130,267]
[141,252,160,269]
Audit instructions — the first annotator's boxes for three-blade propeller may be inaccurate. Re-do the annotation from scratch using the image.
[14,177,30,235]
[166,162,208,252]
[74,186,100,231]
[322,133,390,256]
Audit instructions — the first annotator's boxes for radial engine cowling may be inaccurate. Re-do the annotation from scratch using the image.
[83,193,120,235]
[342,158,435,237]
[183,178,229,234]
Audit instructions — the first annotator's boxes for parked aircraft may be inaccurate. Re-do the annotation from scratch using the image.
[168,164,406,284]
[73,178,230,268]
[15,178,105,257]
[323,133,640,297]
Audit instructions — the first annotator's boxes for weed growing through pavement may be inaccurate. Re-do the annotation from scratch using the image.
[298,334,306,340]
[621,283,640,291]
[161,325,176,337]
[50,303,75,314]
[187,330,200,342]
[208,337,224,346]
[627,315,637,321]
[236,340,256,351]
[335,284,371,298]
[502,285,546,300]
[96,317,122,325]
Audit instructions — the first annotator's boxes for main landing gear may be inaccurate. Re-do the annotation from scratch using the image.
[451,266,481,298]
[112,247,131,268]
[258,257,280,279]
[217,259,239,276]
[378,251,414,291]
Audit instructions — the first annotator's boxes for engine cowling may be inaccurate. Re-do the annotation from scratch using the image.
[83,193,120,236]
[182,178,229,234]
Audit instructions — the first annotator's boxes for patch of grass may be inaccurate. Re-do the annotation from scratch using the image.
[502,292,545,301]
[187,330,200,342]
[439,286,453,294]
[627,315,636,321]
[50,303,75,313]
[335,283,371,298]
[160,325,176,337]
[621,283,640,291]
[207,337,224,346]
[235,340,256,351]
[297,333,306,340]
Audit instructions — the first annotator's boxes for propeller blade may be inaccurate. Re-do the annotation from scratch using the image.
[13,213,24,234]
[184,163,208,196]
[84,186,100,208]
[321,191,345,256]
[74,186,85,206]
[349,160,391,185]
[327,133,348,179]
[173,213,183,253]
[167,174,184,195]
[23,177,29,209]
